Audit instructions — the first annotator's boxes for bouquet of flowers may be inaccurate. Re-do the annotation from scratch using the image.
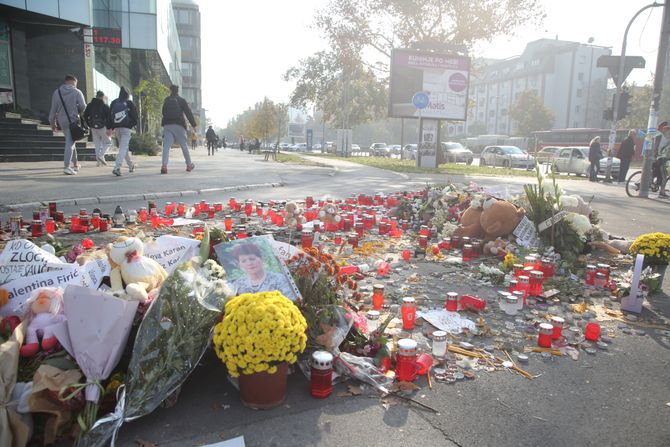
[213,291,307,377]
[629,232,670,266]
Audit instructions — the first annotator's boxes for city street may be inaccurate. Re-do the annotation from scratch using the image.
[1,150,668,447]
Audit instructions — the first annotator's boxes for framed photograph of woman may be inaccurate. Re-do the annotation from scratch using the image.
[213,237,301,301]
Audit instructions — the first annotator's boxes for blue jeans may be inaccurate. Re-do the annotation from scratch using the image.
[62,126,79,168]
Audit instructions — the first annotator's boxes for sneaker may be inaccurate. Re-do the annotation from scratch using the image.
[129,162,136,173]
[186,163,195,172]
[97,156,108,166]
[161,166,168,174]
[64,167,76,175]
[112,168,121,176]
[72,164,81,171]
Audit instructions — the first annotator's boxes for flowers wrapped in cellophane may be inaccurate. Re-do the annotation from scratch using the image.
[77,257,233,446]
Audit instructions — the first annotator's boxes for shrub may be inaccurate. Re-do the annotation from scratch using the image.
[129,133,160,156]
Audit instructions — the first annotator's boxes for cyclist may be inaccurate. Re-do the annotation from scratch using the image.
[654,122,669,198]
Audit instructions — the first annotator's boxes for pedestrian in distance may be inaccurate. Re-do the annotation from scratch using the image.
[190,128,198,151]
[588,136,602,182]
[206,125,217,156]
[48,74,86,175]
[160,84,197,174]
[654,122,670,198]
[108,86,138,177]
[617,129,636,184]
[222,136,227,150]
[83,90,112,167]
[239,135,245,152]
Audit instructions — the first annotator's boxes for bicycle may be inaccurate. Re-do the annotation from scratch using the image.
[625,164,669,198]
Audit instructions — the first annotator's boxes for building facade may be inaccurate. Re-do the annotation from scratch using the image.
[0,0,181,122]
[172,0,204,132]
[467,39,612,136]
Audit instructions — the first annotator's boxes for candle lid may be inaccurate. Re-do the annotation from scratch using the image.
[432,330,447,342]
[311,350,333,370]
[586,264,597,270]
[402,297,416,304]
[539,322,554,333]
[518,275,530,283]
[366,310,380,320]
[506,295,518,304]
[596,263,610,269]
[530,270,544,278]
[373,284,384,290]
[397,338,417,350]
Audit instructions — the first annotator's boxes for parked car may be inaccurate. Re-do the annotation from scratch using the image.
[551,146,620,178]
[294,143,307,152]
[312,143,322,151]
[403,144,418,160]
[370,143,390,157]
[480,145,533,169]
[441,142,474,164]
[278,143,292,151]
[388,144,402,155]
[534,146,562,163]
[351,144,361,152]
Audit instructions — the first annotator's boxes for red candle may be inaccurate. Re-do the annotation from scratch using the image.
[208,206,216,219]
[45,218,55,234]
[70,215,80,227]
[99,218,108,232]
[541,258,554,278]
[372,284,384,310]
[91,213,100,229]
[139,207,148,223]
[551,316,564,340]
[301,230,314,249]
[224,215,233,231]
[401,297,416,330]
[462,244,473,261]
[451,235,462,249]
[419,225,430,236]
[395,339,418,382]
[419,235,428,248]
[508,279,518,294]
[214,202,223,212]
[596,263,610,283]
[347,233,358,248]
[165,202,173,216]
[48,202,57,218]
[310,351,333,398]
[585,265,597,285]
[229,197,237,209]
[439,237,451,250]
[538,323,554,348]
[56,211,65,223]
[354,222,364,238]
[517,275,530,302]
[445,292,459,312]
[306,196,314,208]
[529,270,544,296]
[245,201,253,216]
[31,220,42,238]
[402,249,411,261]
[333,233,343,245]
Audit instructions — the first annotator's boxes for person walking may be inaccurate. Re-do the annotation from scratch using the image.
[48,74,86,175]
[221,136,227,150]
[588,136,602,182]
[617,130,636,184]
[239,135,245,152]
[83,90,112,167]
[108,86,138,176]
[206,125,217,156]
[190,129,198,150]
[655,122,670,198]
[160,85,197,174]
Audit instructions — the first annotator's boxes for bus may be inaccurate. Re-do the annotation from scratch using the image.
[529,128,642,159]
[461,135,509,154]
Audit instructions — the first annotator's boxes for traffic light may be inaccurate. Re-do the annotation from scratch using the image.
[617,90,631,119]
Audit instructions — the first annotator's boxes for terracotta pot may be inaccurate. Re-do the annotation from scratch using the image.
[238,362,288,409]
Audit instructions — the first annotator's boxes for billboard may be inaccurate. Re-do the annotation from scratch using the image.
[389,48,470,121]
[288,122,305,138]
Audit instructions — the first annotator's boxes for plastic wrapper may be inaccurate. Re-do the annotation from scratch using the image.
[0,323,31,447]
[334,352,393,394]
[78,259,231,446]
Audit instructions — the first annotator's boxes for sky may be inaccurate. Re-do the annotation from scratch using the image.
[199,0,664,126]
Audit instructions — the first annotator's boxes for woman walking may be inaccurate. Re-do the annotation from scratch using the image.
[588,136,602,182]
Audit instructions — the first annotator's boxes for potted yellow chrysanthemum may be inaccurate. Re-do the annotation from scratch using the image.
[630,232,670,267]
[213,291,307,409]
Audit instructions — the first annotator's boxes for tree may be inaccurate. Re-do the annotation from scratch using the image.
[134,77,169,136]
[509,91,554,136]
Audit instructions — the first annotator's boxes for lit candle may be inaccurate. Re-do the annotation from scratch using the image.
[538,323,554,348]
[401,297,417,330]
[431,330,447,359]
[395,339,418,382]
[310,351,334,399]
[366,310,380,333]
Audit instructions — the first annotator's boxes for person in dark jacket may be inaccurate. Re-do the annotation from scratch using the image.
[108,86,138,177]
[83,90,113,166]
[160,84,197,174]
[206,125,217,156]
[617,130,636,183]
[588,136,602,182]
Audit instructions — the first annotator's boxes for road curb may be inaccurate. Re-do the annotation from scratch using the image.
[0,182,285,213]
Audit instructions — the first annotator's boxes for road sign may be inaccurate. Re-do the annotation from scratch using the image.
[597,55,645,88]
[412,91,429,110]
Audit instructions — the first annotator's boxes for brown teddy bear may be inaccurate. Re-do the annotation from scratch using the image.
[453,203,484,238]
[480,198,525,240]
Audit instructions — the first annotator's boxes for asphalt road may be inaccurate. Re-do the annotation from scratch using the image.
[1,149,669,447]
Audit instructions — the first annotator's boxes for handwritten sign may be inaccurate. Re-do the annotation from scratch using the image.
[79,257,112,290]
[0,239,64,285]
[538,211,568,233]
[513,216,540,249]
[0,263,82,316]
[143,236,201,274]
[620,254,645,313]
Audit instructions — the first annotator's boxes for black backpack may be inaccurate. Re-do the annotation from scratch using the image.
[111,100,131,128]
[90,110,106,129]
[163,96,182,122]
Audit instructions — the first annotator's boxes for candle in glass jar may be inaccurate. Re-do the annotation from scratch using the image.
[310,351,333,399]
[517,275,530,302]
[48,202,57,218]
[529,270,544,296]
[538,323,554,348]
[245,201,253,216]
[139,207,148,223]
[420,225,430,236]
[550,316,565,340]
[594,272,606,288]
[99,218,108,232]
[523,255,538,269]
[354,222,364,238]
[347,233,358,248]
[471,240,482,257]
[445,292,459,312]
[79,214,89,228]
[401,297,417,330]
[511,291,525,311]
[31,220,42,238]
[208,206,216,219]
[56,211,65,223]
[431,330,447,359]
[177,202,185,216]
[333,233,343,245]
[224,215,233,231]
[165,202,173,216]
[45,217,55,234]
[585,264,597,285]
[504,295,519,315]
[372,284,384,310]
[366,310,380,333]
[229,197,237,210]
[440,237,451,250]
[541,258,554,278]
[402,249,411,261]
[91,213,101,229]
[462,244,473,261]
[596,263,610,283]
[395,339,418,382]
[301,230,314,249]
[419,235,429,248]
[508,279,519,294]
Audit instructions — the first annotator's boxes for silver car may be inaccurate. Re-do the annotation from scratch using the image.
[441,142,474,164]
[480,145,533,169]
[552,146,620,177]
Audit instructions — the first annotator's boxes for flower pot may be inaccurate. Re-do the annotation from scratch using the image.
[238,362,288,409]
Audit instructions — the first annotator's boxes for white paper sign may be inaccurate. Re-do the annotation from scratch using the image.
[0,239,64,285]
[621,254,645,314]
[538,211,568,233]
[79,257,112,289]
[0,263,82,316]
[417,309,476,334]
[143,235,201,274]
[513,216,540,248]
[258,235,300,263]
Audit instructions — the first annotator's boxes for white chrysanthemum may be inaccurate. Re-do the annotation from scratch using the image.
[565,212,591,237]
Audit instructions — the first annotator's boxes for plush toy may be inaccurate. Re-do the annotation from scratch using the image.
[479,198,526,240]
[20,287,66,357]
[318,202,341,226]
[452,200,484,238]
[108,237,167,302]
[284,201,305,229]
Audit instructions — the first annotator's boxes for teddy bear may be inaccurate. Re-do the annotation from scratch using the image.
[453,197,526,241]
[19,287,66,357]
[318,202,341,226]
[108,237,167,302]
[452,199,484,238]
[284,201,305,229]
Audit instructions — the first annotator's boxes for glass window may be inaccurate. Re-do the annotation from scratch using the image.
[182,62,192,77]
[578,72,584,81]
[575,105,581,113]
[176,9,191,24]
[579,55,586,64]
[179,35,192,49]
[129,0,156,13]
[576,89,583,98]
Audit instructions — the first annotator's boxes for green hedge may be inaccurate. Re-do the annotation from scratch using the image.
[129,133,161,156]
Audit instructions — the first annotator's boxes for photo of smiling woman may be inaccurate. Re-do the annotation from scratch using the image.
[227,242,298,300]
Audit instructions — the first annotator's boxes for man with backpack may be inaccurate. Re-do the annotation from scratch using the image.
[206,125,217,156]
[83,90,112,166]
[48,74,86,175]
[161,85,197,174]
[108,86,138,177]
